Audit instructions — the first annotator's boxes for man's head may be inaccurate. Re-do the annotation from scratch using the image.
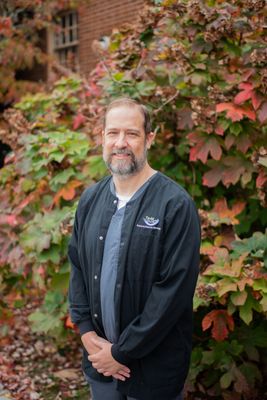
[102,98,155,177]
[104,98,152,135]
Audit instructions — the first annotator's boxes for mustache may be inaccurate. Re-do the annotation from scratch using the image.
[111,149,133,156]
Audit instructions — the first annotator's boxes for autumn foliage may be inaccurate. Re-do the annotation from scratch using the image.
[0,1,267,399]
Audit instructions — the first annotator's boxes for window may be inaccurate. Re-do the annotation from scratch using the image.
[54,11,79,71]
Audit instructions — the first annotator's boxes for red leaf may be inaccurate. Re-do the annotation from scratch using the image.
[225,134,235,150]
[0,214,22,226]
[236,134,252,154]
[202,310,234,341]
[242,69,254,81]
[203,156,252,188]
[203,165,224,187]
[188,133,222,164]
[222,156,246,186]
[258,102,267,123]
[251,92,262,110]
[239,82,253,91]
[234,88,253,105]
[177,108,194,130]
[256,170,267,188]
[0,17,12,36]
[216,103,256,122]
[85,82,101,97]
[215,125,225,136]
[73,113,86,130]
[216,103,243,121]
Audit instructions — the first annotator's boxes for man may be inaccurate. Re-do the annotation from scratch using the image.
[68,98,200,400]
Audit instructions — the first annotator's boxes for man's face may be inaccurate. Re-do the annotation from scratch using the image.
[102,105,154,177]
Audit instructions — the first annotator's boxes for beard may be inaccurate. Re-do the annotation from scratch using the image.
[103,148,147,177]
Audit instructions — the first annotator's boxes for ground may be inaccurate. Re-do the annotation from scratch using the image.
[0,301,90,400]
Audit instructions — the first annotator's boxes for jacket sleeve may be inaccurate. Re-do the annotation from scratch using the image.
[111,196,201,364]
[68,199,94,336]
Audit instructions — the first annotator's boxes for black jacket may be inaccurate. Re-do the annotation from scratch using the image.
[68,172,200,400]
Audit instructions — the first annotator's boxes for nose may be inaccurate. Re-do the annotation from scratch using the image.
[115,132,128,148]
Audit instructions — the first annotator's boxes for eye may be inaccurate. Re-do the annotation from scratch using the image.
[128,131,139,137]
[106,131,117,136]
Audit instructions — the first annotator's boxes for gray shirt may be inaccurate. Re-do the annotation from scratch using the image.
[100,173,158,343]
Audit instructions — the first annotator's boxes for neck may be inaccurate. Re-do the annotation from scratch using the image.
[112,163,156,197]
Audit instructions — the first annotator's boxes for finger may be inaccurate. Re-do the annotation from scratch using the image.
[118,369,130,378]
[118,365,131,374]
[103,371,112,376]
[97,369,105,374]
[113,373,126,381]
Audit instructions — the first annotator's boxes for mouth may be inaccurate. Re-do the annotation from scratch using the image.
[113,154,130,159]
[112,152,132,159]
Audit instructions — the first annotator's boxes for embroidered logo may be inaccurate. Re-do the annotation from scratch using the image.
[136,216,161,231]
[143,216,159,227]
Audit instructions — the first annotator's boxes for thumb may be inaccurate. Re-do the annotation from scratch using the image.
[91,336,105,347]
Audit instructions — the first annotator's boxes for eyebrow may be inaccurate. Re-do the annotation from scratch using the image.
[105,128,141,133]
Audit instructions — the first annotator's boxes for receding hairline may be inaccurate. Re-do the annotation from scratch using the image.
[103,98,152,135]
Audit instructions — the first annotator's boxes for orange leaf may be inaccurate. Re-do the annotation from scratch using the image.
[65,315,75,330]
[212,198,245,225]
[53,180,83,205]
[202,310,234,341]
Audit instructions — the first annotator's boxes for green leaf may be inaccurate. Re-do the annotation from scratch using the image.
[113,72,125,81]
[50,168,75,190]
[38,246,61,264]
[253,279,267,293]
[220,371,234,389]
[50,272,70,292]
[29,310,63,334]
[258,156,267,168]
[239,292,262,325]
[239,362,262,387]
[136,80,156,96]
[230,123,242,136]
[260,293,267,312]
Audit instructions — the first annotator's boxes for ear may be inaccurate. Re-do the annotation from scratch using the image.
[101,129,105,145]
[146,131,156,149]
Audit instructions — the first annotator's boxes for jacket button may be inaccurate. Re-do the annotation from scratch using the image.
[94,313,98,318]
[99,236,103,240]
[113,199,117,204]
[94,275,98,280]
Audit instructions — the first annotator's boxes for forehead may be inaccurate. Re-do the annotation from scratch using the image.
[105,105,145,131]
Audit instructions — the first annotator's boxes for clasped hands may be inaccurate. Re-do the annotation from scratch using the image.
[81,331,130,381]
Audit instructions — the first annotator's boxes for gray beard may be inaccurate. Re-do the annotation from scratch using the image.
[104,149,147,177]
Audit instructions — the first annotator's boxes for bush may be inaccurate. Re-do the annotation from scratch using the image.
[0,1,266,398]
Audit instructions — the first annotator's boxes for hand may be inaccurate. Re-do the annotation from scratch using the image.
[81,331,107,355]
[88,337,131,381]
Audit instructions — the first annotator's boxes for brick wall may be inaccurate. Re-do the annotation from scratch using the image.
[78,0,144,75]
